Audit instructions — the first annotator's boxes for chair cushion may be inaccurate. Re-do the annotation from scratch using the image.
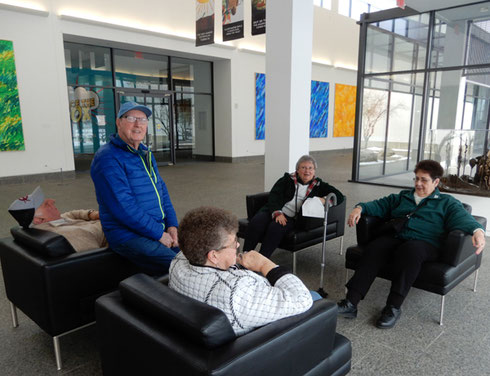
[10,226,75,258]
[119,274,236,349]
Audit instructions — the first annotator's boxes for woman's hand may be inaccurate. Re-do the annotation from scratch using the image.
[348,207,362,227]
[88,210,99,220]
[238,251,277,276]
[472,230,486,255]
[275,213,287,226]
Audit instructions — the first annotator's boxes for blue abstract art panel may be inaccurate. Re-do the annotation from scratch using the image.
[255,72,265,140]
[255,73,329,140]
[310,81,329,138]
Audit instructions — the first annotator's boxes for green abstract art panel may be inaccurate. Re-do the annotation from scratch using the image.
[0,40,24,151]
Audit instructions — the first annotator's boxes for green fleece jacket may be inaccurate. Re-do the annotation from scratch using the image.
[358,188,483,248]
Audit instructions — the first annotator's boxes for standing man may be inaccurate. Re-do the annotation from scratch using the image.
[91,101,179,274]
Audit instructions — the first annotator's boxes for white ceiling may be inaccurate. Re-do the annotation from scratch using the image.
[405,0,487,12]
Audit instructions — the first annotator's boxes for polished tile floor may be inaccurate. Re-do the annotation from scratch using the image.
[0,150,488,375]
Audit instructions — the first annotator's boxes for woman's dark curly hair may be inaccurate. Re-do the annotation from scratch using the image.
[414,160,444,180]
[178,206,238,265]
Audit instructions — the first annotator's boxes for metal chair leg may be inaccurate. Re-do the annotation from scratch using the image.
[339,236,344,255]
[473,269,479,292]
[53,336,62,370]
[9,302,19,328]
[345,269,349,294]
[439,295,445,326]
[292,252,297,275]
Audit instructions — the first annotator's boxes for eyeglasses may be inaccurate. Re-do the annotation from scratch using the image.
[217,237,240,251]
[413,177,434,184]
[123,116,149,124]
[298,166,315,171]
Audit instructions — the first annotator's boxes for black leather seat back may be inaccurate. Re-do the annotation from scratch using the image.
[246,192,269,219]
[119,274,236,348]
[11,227,75,258]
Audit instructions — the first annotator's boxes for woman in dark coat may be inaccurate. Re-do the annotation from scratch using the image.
[243,155,344,258]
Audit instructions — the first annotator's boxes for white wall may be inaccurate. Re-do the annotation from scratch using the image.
[0,0,359,177]
[0,7,74,178]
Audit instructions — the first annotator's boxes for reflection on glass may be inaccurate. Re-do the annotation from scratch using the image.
[359,86,388,179]
[172,58,212,93]
[366,14,429,74]
[432,3,490,69]
[69,86,116,154]
[64,42,112,87]
[359,73,424,179]
[365,25,391,74]
[114,49,169,90]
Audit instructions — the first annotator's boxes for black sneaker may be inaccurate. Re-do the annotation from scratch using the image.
[337,299,357,318]
[376,305,401,329]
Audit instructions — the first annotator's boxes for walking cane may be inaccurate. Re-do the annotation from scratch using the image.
[317,192,337,298]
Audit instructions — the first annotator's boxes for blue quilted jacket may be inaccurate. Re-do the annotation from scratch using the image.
[90,134,178,248]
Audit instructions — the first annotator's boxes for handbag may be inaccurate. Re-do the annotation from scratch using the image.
[375,200,427,236]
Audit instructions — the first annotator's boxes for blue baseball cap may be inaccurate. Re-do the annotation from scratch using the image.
[117,101,152,119]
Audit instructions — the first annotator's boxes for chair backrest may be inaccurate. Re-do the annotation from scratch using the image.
[245,192,270,220]
[119,274,236,349]
[10,226,75,258]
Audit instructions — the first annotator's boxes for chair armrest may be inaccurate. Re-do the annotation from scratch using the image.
[440,215,486,267]
[440,230,475,267]
[0,235,137,336]
[356,215,384,245]
[211,299,338,375]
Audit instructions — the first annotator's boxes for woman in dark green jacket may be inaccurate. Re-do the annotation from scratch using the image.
[243,155,344,258]
[337,160,485,330]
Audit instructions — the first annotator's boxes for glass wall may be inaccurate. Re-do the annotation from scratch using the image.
[353,2,490,195]
[64,41,214,168]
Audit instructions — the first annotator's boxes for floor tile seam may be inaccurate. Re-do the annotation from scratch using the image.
[60,361,94,375]
[423,329,445,352]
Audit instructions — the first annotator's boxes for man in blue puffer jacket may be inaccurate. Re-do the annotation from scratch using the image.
[91,102,179,274]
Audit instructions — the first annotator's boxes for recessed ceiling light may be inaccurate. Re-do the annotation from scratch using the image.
[480,6,489,12]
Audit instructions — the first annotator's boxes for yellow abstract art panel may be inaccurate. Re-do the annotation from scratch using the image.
[333,84,356,137]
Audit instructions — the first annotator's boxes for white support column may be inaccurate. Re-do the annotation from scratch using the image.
[264,0,314,190]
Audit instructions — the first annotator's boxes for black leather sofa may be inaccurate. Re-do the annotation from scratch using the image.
[96,273,352,376]
[345,206,487,325]
[238,192,346,274]
[0,227,139,370]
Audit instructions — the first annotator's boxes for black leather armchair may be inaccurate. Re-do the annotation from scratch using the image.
[237,192,346,273]
[96,273,352,376]
[0,227,139,370]
[345,206,487,325]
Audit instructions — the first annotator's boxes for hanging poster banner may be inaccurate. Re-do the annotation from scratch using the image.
[251,0,266,35]
[196,0,215,47]
[222,0,244,41]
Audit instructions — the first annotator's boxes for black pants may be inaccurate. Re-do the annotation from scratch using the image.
[346,235,439,308]
[243,211,296,258]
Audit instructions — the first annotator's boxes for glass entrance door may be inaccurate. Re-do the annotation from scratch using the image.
[116,90,175,164]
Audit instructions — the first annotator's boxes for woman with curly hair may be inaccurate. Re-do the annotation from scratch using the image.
[169,206,314,336]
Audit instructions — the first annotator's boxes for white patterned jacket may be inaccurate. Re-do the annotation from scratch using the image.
[169,252,313,336]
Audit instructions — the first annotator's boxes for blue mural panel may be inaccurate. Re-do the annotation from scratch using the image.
[310,81,329,138]
[255,74,329,140]
[255,72,265,140]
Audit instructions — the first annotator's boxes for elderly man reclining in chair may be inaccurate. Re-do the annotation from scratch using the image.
[8,186,107,252]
